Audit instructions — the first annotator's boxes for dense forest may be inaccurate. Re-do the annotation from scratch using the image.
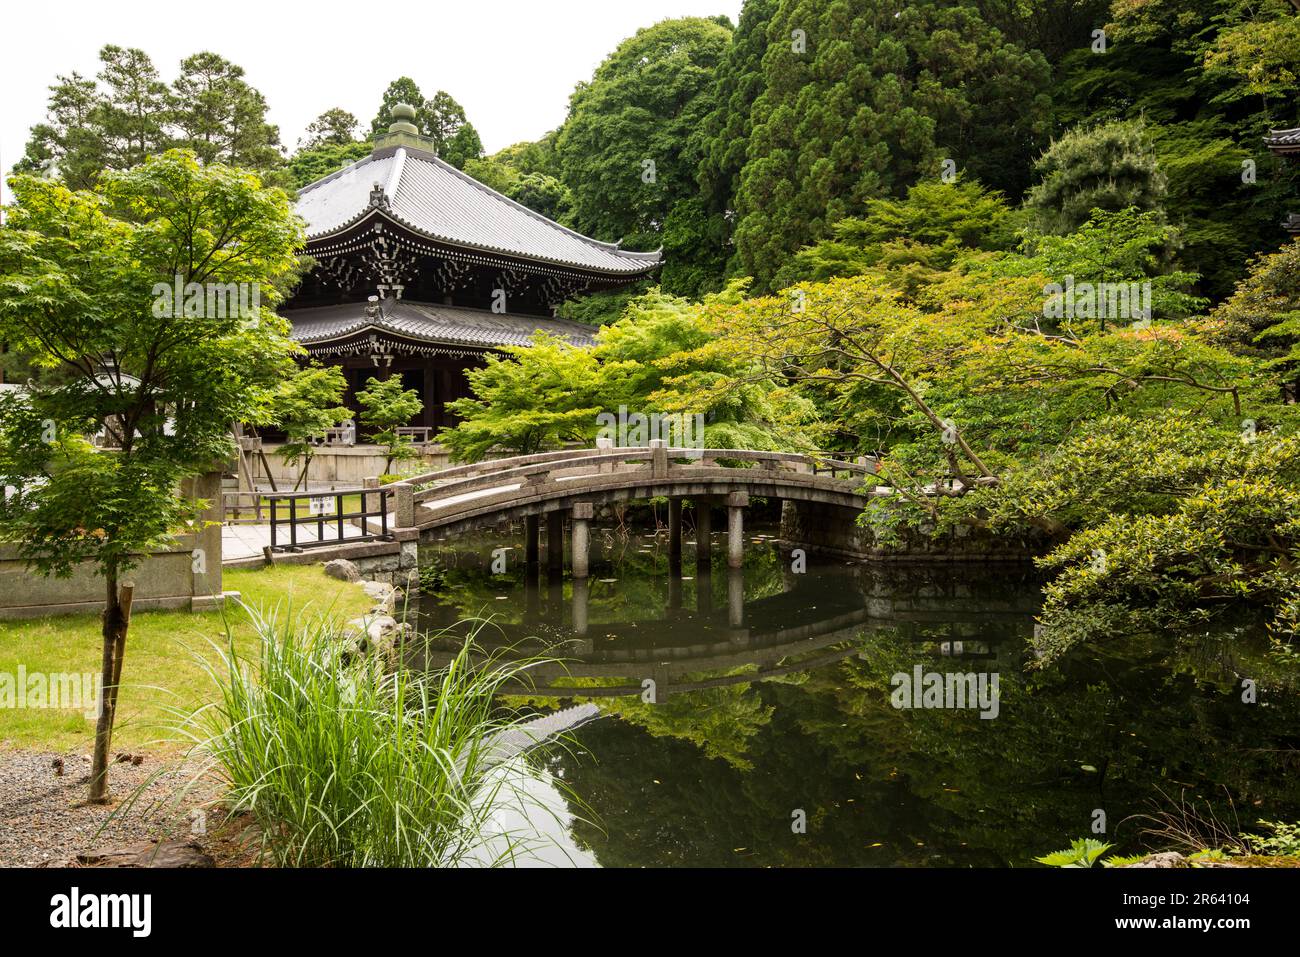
[11,0,1300,662]
[20,2,1300,307]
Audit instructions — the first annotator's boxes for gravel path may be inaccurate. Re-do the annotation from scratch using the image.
[0,749,230,867]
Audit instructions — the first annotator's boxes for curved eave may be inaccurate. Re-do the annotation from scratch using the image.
[295,323,494,355]
[1265,128,1300,154]
[302,206,662,279]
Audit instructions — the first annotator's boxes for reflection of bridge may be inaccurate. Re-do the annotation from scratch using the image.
[415,565,1038,699]
[383,444,876,577]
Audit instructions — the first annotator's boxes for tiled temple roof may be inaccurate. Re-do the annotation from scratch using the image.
[295,147,661,276]
[287,300,598,351]
[1265,128,1300,152]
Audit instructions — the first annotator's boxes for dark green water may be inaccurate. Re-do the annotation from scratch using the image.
[412,523,1300,867]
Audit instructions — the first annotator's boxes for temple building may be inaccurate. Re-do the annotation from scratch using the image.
[281,104,660,432]
[1265,126,1300,235]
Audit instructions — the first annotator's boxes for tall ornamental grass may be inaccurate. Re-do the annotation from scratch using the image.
[176,610,564,867]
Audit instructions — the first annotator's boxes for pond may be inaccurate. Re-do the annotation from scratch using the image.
[409,518,1300,867]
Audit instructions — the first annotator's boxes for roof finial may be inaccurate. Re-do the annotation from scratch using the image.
[372,102,438,157]
[389,102,420,136]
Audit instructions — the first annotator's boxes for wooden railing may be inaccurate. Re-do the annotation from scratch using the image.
[265,488,391,552]
[309,423,357,447]
[395,426,434,444]
[221,491,268,525]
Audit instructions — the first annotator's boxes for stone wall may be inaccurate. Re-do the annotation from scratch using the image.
[779,499,1044,562]
[348,540,421,590]
[0,472,232,618]
[259,443,451,488]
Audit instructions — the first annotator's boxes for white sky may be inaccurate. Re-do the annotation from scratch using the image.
[0,0,743,203]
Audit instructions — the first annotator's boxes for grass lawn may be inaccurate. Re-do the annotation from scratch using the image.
[0,564,374,753]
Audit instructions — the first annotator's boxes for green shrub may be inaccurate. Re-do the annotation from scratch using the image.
[1034,838,1114,867]
[175,609,564,867]
[1241,821,1300,857]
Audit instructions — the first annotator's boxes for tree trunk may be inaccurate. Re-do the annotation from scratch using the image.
[88,570,132,804]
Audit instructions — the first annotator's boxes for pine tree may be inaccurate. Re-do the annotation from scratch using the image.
[423,90,483,169]
[92,45,171,171]
[731,0,1050,292]
[300,108,360,150]
[172,51,283,172]
[14,72,106,189]
[1025,119,1168,235]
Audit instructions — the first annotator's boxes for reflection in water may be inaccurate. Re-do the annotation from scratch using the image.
[413,523,1300,867]
[465,758,598,868]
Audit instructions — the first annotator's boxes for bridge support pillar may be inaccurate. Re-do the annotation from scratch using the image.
[571,503,593,579]
[696,497,713,570]
[547,510,564,574]
[727,491,748,569]
[525,514,539,566]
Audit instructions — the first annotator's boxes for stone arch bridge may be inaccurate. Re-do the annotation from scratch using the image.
[382,442,878,577]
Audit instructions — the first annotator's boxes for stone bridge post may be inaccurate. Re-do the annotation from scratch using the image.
[596,436,614,473]
[572,502,593,579]
[392,483,415,529]
[650,437,668,478]
[727,490,748,569]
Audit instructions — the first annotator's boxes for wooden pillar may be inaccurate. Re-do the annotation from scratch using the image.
[547,510,564,574]
[696,497,712,570]
[525,514,539,566]
[727,491,748,569]
[668,498,682,563]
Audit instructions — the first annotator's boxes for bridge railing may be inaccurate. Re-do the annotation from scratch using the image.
[401,446,876,486]
[399,447,623,488]
[405,448,658,505]
[389,446,878,511]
